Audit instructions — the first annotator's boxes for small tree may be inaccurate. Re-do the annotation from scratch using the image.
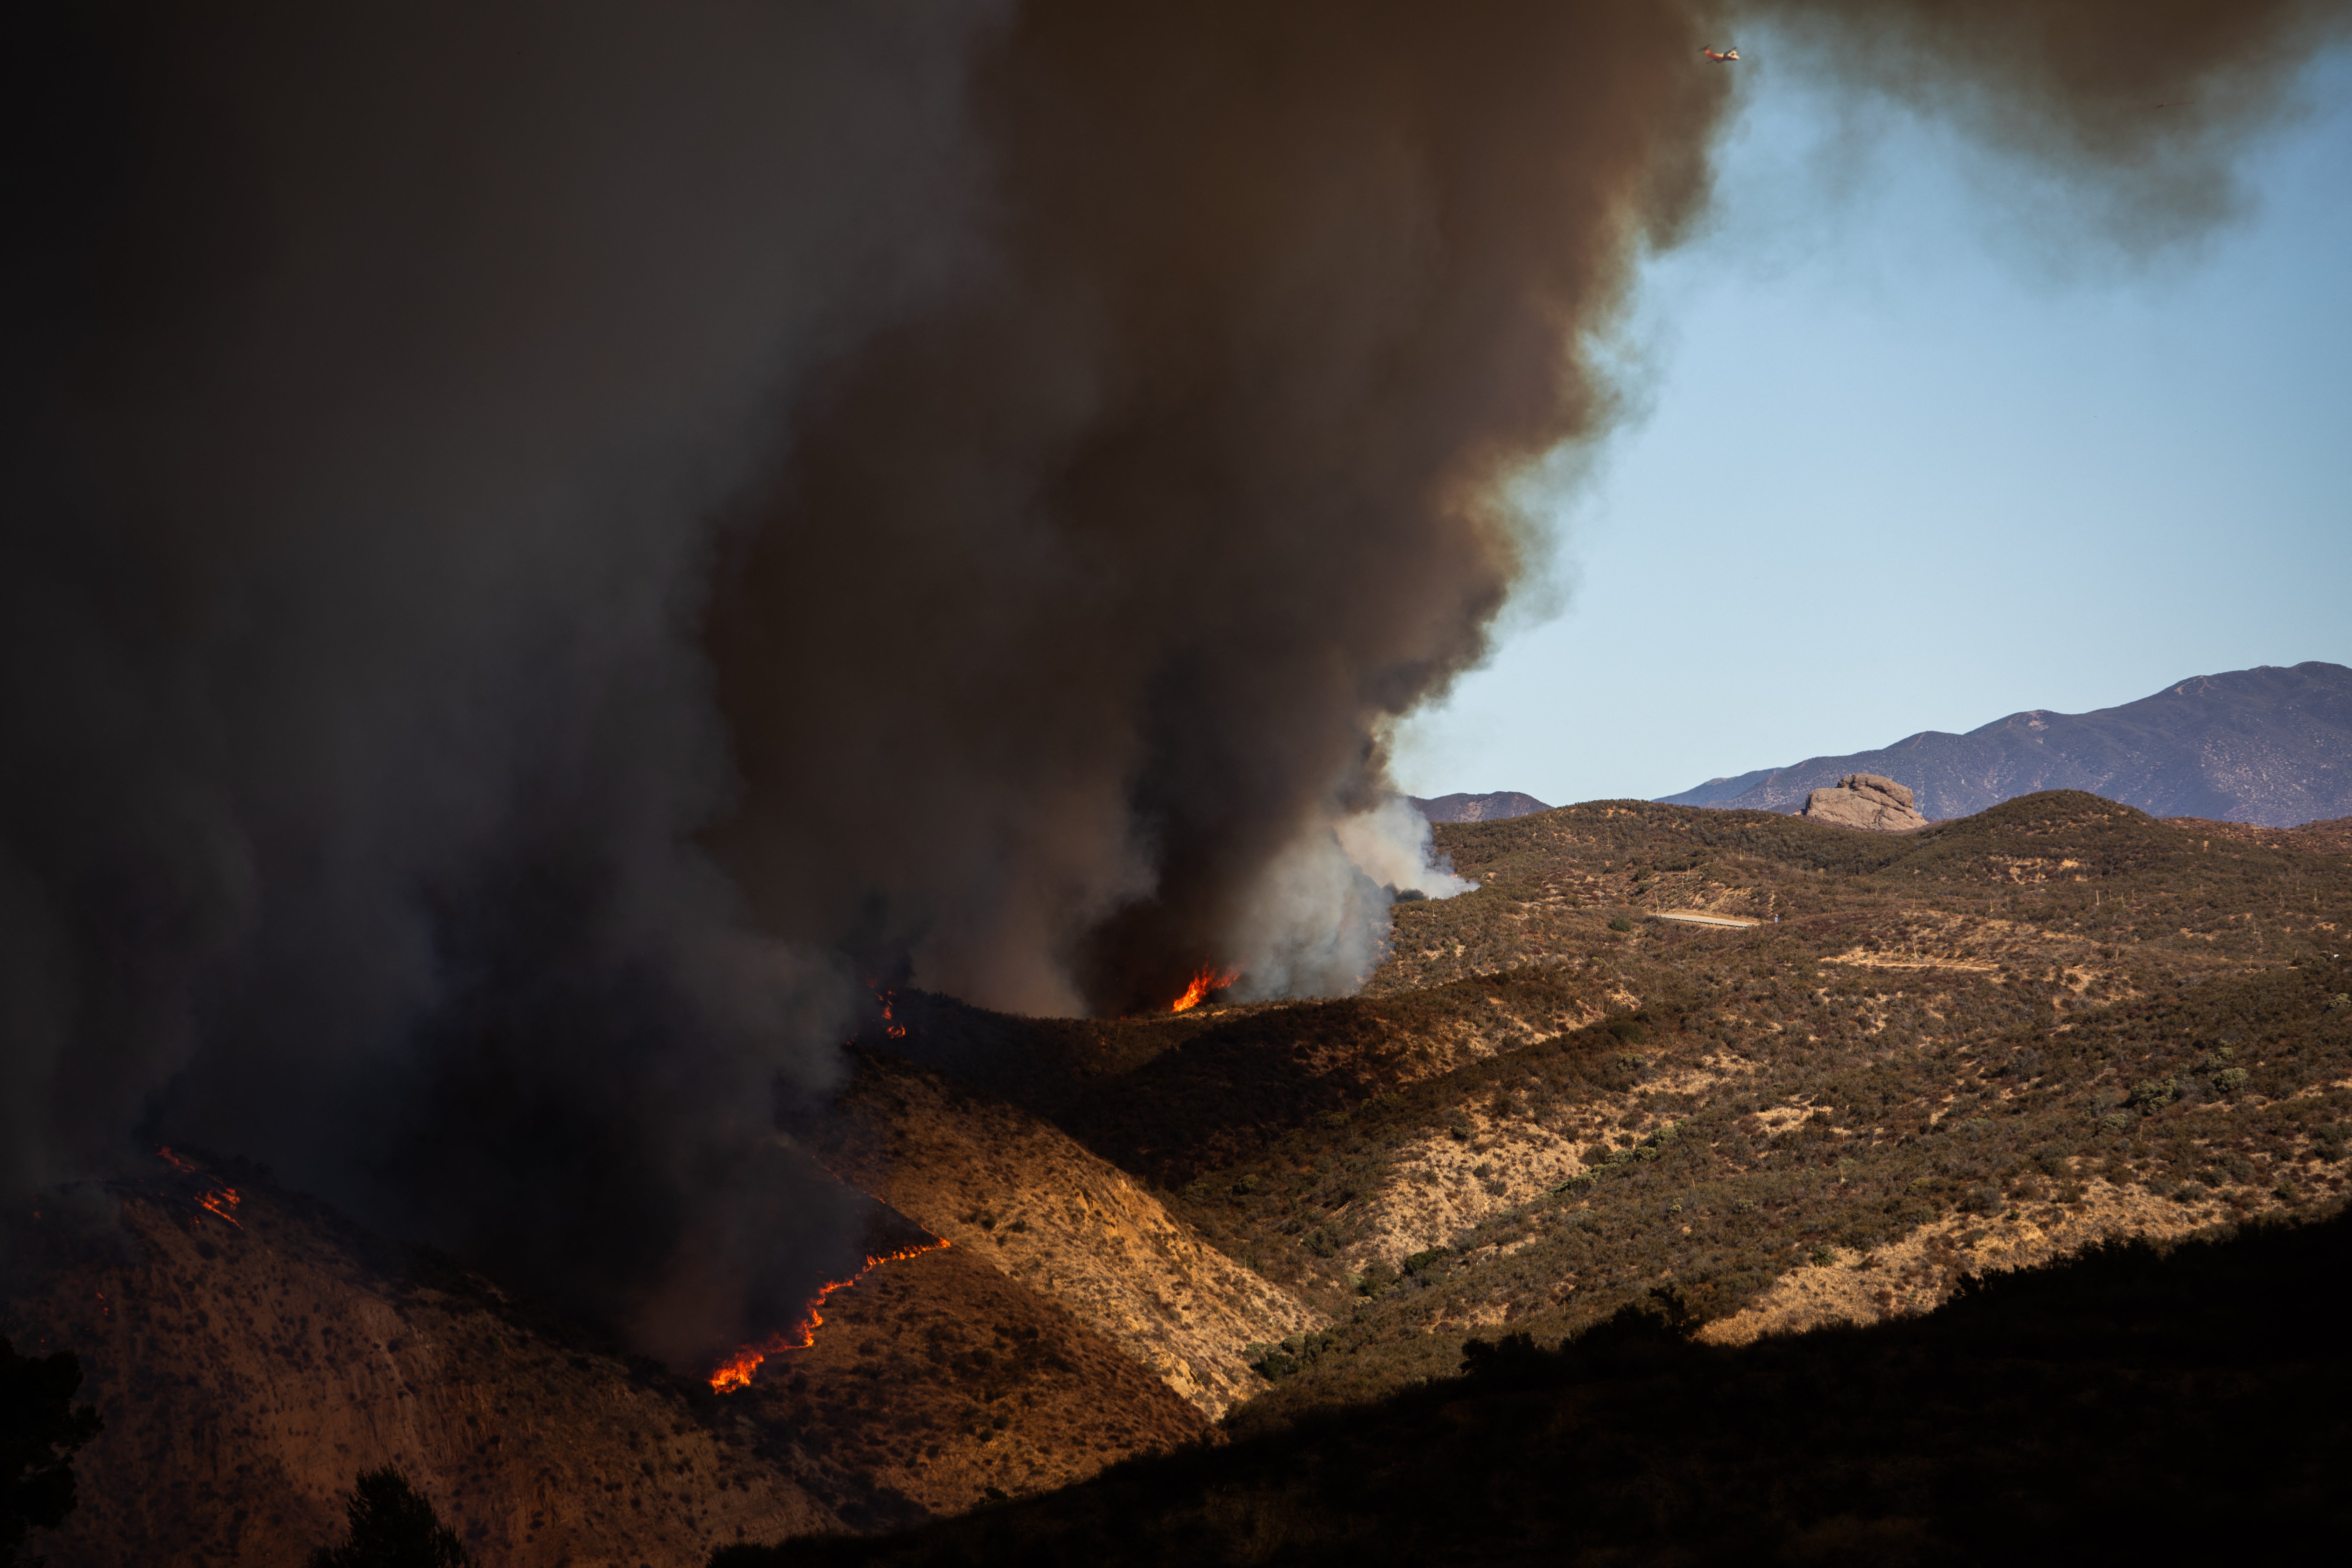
[2,1333,104,1568]
[309,1468,474,1568]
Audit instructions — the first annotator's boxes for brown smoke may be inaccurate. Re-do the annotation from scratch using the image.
[709,1,1729,1017]
[1760,0,2342,236]
[2,0,2340,1362]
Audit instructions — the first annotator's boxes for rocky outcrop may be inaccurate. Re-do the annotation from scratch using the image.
[1801,774,1928,832]
[1410,791,1550,824]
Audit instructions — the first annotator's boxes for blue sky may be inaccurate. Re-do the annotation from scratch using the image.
[1394,46,2352,808]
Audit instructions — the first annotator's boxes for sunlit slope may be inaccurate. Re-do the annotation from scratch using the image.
[794,1053,1320,1419]
[1381,792,2345,993]
[858,793,2352,1427]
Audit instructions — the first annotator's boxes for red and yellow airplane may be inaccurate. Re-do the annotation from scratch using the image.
[1702,46,1740,63]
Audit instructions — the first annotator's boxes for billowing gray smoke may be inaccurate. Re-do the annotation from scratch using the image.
[1,0,1008,1360]
[2,0,2339,1364]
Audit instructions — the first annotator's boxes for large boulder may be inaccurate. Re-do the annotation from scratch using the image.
[1801,774,1928,832]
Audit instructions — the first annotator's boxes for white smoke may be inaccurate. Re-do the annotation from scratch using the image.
[1336,795,1478,901]
[1230,795,1472,1001]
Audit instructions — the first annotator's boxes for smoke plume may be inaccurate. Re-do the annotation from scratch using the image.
[2,0,2339,1362]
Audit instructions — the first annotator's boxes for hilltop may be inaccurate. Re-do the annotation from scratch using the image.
[1660,660,2352,826]
[1408,791,1551,824]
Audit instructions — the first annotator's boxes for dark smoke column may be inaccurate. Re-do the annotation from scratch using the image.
[709,1,1732,1016]
[0,0,1007,1361]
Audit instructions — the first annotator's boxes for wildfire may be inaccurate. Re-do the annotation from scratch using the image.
[156,1146,244,1229]
[1170,965,1240,1014]
[865,977,909,1040]
[708,1233,949,1393]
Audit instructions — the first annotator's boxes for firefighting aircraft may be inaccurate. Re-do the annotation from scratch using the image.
[1702,46,1740,62]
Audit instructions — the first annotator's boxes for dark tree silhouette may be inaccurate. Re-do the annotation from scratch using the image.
[1,1334,103,1568]
[308,1468,474,1568]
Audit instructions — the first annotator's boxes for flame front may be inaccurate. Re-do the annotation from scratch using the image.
[1170,966,1239,1014]
[865,977,909,1040]
[708,1233,949,1393]
[157,1146,244,1228]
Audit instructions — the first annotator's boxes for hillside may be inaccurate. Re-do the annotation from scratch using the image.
[2,1154,1209,1564]
[713,1209,2352,1567]
[780,793,2352,1434]
[12,790,2352,1566]
[792,1055,1320,1419]
[1660,661,2352,826]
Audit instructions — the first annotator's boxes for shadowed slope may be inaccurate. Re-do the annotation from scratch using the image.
[712,1208,2352,1567]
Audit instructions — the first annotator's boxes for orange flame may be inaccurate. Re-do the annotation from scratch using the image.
[864,977,909,1040]
[708,1233,950,1393]
[156,1146,244,1228]
[707,1004,938,1394]
[1170,966,1239,1014]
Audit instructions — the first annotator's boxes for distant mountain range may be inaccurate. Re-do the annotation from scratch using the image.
[1658,661,2352,828]
[1409,790,1552,824]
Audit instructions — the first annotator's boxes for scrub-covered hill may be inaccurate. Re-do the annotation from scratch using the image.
[824,793,2352,1429]
[1,1153,1210,1565]
[15,793,2352,1565]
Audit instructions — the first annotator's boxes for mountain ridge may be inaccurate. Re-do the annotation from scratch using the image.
[1659,661,2352,827]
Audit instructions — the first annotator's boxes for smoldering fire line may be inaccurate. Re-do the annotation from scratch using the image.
[1,0,2338,1367]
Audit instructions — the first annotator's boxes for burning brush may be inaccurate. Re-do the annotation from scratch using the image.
[155,1147,243,1229]
[1170,966,1240,1014]
[707,1227,950,1393]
